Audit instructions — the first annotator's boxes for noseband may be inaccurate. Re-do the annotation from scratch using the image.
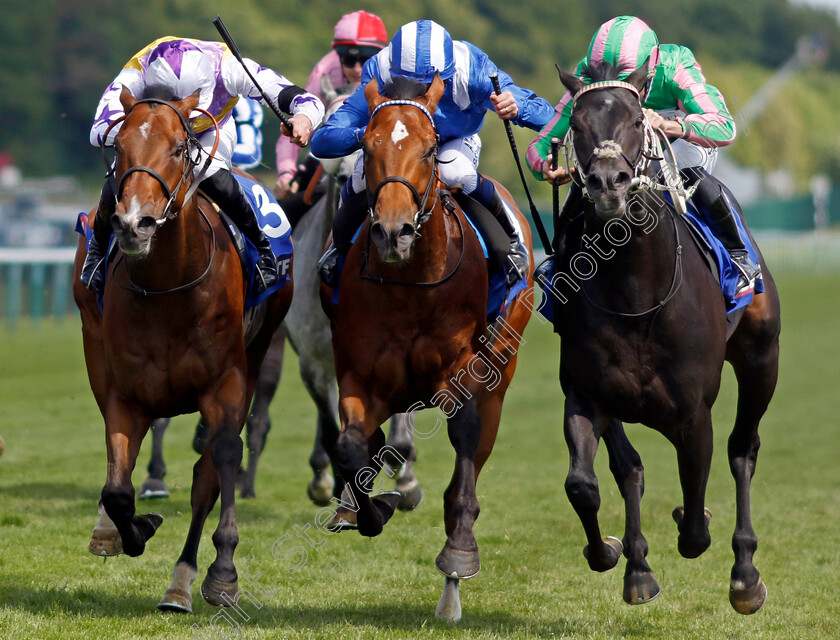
[366,99,441,231]
[102,98,219,225]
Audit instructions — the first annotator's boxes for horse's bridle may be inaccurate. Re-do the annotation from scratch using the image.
[563,80,660,199]
[101,98,219,225]
[358,98,468,287]
[365,99,441,232]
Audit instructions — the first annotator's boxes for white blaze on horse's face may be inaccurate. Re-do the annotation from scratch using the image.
[391,120,409,147]
[117,195,155,256]
[138,122,151,140]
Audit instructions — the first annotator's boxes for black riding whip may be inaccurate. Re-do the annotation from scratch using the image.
[213,16,295,131]
[489,72,552,255]
[550,137,561,221]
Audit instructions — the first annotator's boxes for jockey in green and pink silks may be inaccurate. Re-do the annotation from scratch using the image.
[527,15,735,177]
[528,15,760,297]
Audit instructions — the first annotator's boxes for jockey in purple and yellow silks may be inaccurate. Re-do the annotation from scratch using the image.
[82,37,324,297]
[527,16,760,295]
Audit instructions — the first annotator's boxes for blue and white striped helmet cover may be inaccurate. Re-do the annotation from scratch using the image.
[388,20,455,83]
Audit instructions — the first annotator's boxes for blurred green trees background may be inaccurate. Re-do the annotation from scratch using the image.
[3,0,839,195]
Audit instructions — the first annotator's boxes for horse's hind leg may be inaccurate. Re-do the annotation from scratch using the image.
[724,292,779,614]
[139,418,171,500]
[240,326,286,499]
[386,413,423,511]
[603,420,659,604]
[300,356,342,505]
[99,401,164,558]
[563,392,623,573]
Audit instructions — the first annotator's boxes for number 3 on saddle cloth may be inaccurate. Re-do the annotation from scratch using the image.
[74,173,293,310]
[535,194,765,326]
[328,202,529,324]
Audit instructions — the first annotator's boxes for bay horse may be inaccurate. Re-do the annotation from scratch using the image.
[320,75,534,622]
[547,61,781,613]
[137,81,423,509]
[72,87,292,613]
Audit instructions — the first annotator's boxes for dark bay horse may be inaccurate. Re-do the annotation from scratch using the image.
[320,75,534,622]
[73,88,292,613]
[546,62,781,614]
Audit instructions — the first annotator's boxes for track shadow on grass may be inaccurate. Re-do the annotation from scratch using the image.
[187,601,589,637]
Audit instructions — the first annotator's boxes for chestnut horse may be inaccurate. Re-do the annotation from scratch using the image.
[73,88,292,613]
[320,75,534,622]
[546,62,780,613]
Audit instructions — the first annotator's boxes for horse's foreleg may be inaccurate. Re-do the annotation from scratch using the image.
[197,377,248,608]
[99,400,163,558]
[602,420,659,605]
[158,452,219,613]
[139,418,171,500]
[241,326,286,499]
[563,393,622,573]
[670,408,714,559]
[437,400,483,581]
[724,337,778,614]
[387,413,423,511]
[299,356,341,505]
[333,381,394,537]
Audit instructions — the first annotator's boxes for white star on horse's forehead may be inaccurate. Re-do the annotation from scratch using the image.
[391,120,409,144]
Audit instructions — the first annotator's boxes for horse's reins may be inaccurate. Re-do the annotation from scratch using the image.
[566,80,685,318]
[100,98,222,295]
[359,99,466,287]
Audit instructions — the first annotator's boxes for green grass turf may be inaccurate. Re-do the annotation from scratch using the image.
[0,274,838,639]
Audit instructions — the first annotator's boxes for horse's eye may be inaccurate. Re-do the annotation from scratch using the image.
[174,143,185,156]
[569,122,579,133]
[635,116,645,127]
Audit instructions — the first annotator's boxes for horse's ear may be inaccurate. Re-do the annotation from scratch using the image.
[365,77,386,113]
[177,89,201,121]
[420,73,445,112]
[119,86,136,111]
[557,64,583,96]
[626,57,650,94]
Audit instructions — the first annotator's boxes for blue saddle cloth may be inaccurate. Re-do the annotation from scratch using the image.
[74,174,293,310]
[331,204,528,323]
[536,202,764,325]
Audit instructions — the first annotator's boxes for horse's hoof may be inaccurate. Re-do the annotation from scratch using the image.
[730,578,767,615]
[623,570,661,605]
[583,536,623,572]
[327,507,358,532]
[436,545,480,579]
[201,574,238,607]
[396,478,424,512]
[137,512,164,540]
[671,505,712,526]
[158,587,193,614]
[307,473,335,507]
[139,477,170,500]
[89,529,123,557]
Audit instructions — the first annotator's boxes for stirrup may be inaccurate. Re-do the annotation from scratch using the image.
[251,251,279,296]
[80,245,107,295]
[317,246,340,288]
[731,253,760,297]
[505,239,529,287]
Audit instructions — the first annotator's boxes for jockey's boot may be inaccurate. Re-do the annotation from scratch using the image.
[688,169,760,296]
[80,180,117,295]
[318,188,369,287]
[474,175,529,286]
[201,169,278,296]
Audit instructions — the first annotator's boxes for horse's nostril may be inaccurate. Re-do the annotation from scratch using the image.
[614,171,631,186]
[110,214,122,233]
[138,216,158,229]
[398,223,416,238]
[370,222,386,243]
[586,174,603,192]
